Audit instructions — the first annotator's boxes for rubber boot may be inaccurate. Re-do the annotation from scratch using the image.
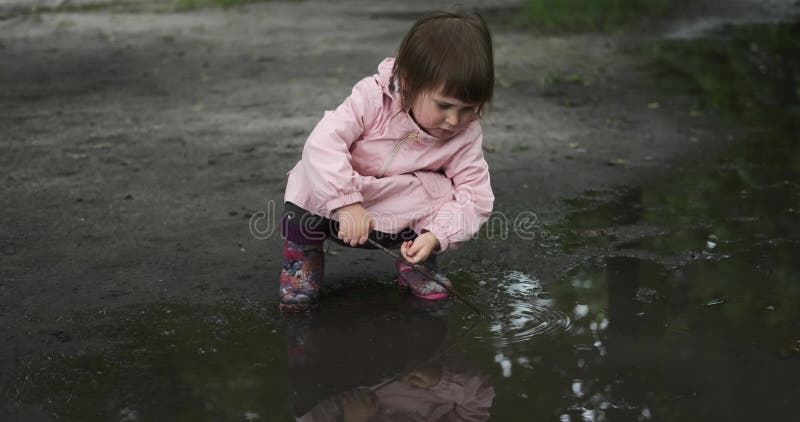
[279,239,325,311]
[396,258,451,300]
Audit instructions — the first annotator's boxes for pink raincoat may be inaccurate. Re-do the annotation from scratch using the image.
[284,59,494,251]
[296,365,495,421]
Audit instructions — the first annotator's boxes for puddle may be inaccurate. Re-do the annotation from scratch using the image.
[7,289,498,421]
[8,302,291,421]
[536,21,800,420]
[482,271,572,346]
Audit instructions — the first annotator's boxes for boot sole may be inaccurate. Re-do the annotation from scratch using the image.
[279,301,319,312]
[396,276,450,301]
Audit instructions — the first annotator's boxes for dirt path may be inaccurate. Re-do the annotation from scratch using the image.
[1,0,796,417]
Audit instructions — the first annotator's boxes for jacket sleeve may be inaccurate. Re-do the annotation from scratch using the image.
[422,127,494,252]
[299,76,383,214]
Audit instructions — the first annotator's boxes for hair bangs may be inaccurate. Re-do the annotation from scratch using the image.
[394,10,494,112]
[438,46,494,107]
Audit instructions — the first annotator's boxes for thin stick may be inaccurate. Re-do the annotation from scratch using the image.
[366,238,485,317]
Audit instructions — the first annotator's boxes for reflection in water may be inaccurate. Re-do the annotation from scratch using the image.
[7,302,291,420]
[513,23,800,417]
[284,296,495,421]
[551,252,800,421]
[483,271,572,348]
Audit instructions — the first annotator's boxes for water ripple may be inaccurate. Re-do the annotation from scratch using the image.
[479,271,572,345]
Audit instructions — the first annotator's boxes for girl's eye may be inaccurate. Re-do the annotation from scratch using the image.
[437,103,451,110]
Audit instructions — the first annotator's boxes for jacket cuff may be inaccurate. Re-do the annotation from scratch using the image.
[326,192,364,215]
[427,227,451,252]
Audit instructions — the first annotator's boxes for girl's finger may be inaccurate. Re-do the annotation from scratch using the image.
[420,244,431,257]
[414,247,430,263]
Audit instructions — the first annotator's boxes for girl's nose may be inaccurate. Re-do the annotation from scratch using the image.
[445,110,460,127]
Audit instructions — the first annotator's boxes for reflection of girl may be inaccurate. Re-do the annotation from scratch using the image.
[285,294,494,421]
[297,359,495,422]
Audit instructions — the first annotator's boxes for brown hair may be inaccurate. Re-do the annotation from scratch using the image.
[392,10,494,114]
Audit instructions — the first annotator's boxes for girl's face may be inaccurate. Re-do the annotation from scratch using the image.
[409,87,479,138]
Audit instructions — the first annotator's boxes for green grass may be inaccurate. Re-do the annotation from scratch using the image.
[641,23,800,130]
[516,0,678,32]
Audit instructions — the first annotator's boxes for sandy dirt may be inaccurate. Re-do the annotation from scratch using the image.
[1,0,797,417]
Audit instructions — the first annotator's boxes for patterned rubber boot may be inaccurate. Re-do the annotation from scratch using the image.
[279,239,325,311]
[396,259,451,300]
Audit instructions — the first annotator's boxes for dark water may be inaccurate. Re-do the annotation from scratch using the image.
[9,302,291,420]
[7,22,800,421]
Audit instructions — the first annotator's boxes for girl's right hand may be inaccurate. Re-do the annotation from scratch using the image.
[336,203,373,247]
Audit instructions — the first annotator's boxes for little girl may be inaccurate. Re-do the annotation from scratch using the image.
[279,10,495,311]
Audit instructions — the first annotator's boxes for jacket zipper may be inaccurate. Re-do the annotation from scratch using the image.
[377,133,417,177]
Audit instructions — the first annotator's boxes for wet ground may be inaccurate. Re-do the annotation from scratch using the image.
[2,0,799,421]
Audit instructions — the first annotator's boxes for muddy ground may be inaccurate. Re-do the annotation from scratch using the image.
[1,0,798,418]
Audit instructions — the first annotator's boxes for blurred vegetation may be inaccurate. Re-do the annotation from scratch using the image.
[515,0,681,32]
[643,23,800,130]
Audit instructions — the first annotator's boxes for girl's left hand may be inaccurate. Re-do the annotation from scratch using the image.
[401,232,440,264]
